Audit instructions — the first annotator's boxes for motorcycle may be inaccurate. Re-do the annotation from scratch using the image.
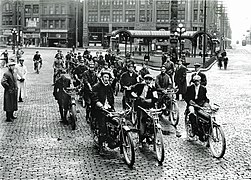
[138,106,165,164]
[158,88,179,127]
[184,103,226,158]
[89,108,135,167]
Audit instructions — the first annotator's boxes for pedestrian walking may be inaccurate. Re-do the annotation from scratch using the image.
[161,53,167,65]
[1,49,8,67]
[223,56,228,70]
[174,59,187,100]
[16,58,28,102]
[1,60,18,122]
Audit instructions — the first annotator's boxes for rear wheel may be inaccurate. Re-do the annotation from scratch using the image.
[208,124,226,158]
[154,128,164,164]
[121,131,135,167]
[169,102,179,127]
[70,104,77,130]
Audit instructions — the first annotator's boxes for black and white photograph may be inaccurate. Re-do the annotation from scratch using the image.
[0,0,251,179]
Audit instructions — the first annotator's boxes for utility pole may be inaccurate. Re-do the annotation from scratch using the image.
[203,0,207,67]
[75,0,79,49]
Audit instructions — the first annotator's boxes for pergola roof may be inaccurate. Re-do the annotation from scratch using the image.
[109,29,208,39]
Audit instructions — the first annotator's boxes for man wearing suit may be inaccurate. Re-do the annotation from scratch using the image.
[1,60,18,122]
[120,63,138,109]
[184,75,209,139]
[131,74,158,146]
[190,63,207,86]
[174,59,187,100]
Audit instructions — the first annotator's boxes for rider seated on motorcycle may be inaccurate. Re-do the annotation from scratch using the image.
[155,66,173,109]
[184,75,210,140]
[131,74,158,146]
[33,51,42,70]
[90,70,115,155]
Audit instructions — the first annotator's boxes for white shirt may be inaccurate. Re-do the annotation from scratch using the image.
[140,85,149,99]
[16,64,28,80]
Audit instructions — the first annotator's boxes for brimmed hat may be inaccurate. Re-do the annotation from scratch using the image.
[7,61,16,66]
[193,75,201,81]
[19,58,24,61]
[144,74,153,80]
[100,70,111,77]
[194,63,201,67]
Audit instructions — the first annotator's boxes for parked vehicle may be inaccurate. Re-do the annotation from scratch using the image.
[184,103,226,158]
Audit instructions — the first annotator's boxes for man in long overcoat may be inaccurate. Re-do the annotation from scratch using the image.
[174,59,187,100]
[1,61,18,122]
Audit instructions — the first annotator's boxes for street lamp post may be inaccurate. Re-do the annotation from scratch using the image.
[11,28,17,54]
[176,23,186,59]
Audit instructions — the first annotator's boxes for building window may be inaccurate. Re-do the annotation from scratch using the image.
[33,5,39,14]
[101,0,110,6]
[157,10,169,22]
[55,5,60,14]
[199,9,203,22]
[49,6,53,14]
[2,16,12,25]
[193,27,197,31]
[125,0,135,5]
[61,20,66,28]
[139,10,145,22]
[25,5,31,14]
[89,0,98,6]
[88,10,98,22]
[49,20,54,28]
[42,20,48,28]
[55,20,60,28]
[193,9,198,21]
[140,0,145,5]
[125,10,135,22]
[112,10,122,22]
[3,3,11,12]
[100,10,110,22]
[61,6,66,14]
[43,6,47,14]
[193,0,198,8]
[113,0,123,6]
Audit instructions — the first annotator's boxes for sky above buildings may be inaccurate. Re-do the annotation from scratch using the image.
[224,0,251,41]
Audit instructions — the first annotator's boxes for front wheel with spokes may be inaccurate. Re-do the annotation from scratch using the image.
[121,131,135,167]
[70,104,77,130]
[154,128,164,164]
[169,102,179,127]
[185,113,195,139]
[208,124,226,158]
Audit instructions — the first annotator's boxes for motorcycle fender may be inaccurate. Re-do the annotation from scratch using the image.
[156,123,162,129]
[122,126,130,132]
[71,99,76,106]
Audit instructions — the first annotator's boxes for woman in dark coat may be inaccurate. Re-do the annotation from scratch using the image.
[1,61,18,121]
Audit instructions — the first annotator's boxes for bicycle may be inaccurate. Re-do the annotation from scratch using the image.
[185,103,226,158]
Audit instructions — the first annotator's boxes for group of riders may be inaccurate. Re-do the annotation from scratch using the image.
[51,48,211,155]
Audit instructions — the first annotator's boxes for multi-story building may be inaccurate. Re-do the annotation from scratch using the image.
[0,0,82,47]
[40,0,82,47]
[82,0,231,48]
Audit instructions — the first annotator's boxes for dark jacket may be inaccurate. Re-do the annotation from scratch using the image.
[155,73,172,92]
[132,83,158,109]
[184,84,209,107]
[174,65,187,94]
[91,81,114,110]
[190,72,207,86]
[120,71,138,88]
[1,69,18,112]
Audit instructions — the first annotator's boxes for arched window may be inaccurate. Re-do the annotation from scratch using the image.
[3,3,11,13]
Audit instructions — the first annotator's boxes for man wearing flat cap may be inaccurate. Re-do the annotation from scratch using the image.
[1,60,18,122]
[190,63,207,86]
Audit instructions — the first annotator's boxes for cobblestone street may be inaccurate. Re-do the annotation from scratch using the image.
[0,46,251,179]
